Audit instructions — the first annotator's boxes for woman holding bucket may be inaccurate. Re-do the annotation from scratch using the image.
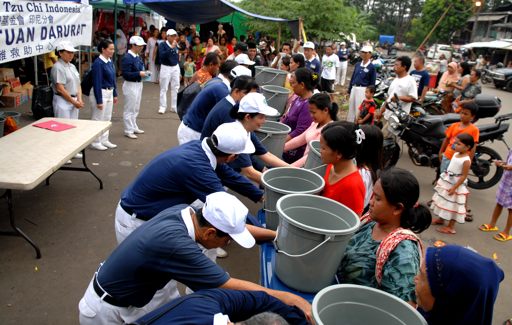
[415,245,504,325]
[283,93,338,167]
[336,168,432,303]
[281,68,315,163]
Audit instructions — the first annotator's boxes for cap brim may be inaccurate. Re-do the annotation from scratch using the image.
[262,105,280,117]
[65,48,78,52]
[245,60,255,65]
[241,132,256,154]
[230,226,255,249]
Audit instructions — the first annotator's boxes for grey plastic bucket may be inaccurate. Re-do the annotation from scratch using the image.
[303,140,327,176]
[254,121,291,158]
[274,194,360,292]
[261,85,290,117]
[0,116,5,137]
[313,284,428,325]
[255,67,288,87]
[261,168,325,230]
[254,65,266,79]
[2,111,21,124]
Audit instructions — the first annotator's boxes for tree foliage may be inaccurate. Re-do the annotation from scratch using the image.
[405,0,474,46]
[237,0,377,42]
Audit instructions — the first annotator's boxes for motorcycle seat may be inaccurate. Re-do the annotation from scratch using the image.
[478,123,509,143]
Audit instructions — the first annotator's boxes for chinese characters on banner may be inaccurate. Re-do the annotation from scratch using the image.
[0,0,92,64]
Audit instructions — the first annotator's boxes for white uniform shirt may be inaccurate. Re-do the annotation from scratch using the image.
[385,74,418,115]
[321,54,339,80]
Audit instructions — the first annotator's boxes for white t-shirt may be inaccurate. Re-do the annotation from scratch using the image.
[321,54,339,80]
[385,74,418,115]
[359,167,373,209]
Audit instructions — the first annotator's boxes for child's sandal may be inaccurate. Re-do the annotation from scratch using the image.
[479,224,499,232]
[494,233,512,242]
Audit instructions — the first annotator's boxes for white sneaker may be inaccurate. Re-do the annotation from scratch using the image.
[91,143,108,151]
[74,153,83,159]
[125,133,138,139]
[216,247,228,258]
[102,141,117,149]
[133,129,145,134]
[158,107,166,114]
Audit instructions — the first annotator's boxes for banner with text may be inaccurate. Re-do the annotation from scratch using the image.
[0,0,92,64]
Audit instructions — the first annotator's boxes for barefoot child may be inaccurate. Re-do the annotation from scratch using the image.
[479,148,512,242]
[356,85,377,125]
[431,133,474,234]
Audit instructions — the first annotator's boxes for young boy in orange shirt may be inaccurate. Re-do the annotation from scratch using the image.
[438,102,479,173]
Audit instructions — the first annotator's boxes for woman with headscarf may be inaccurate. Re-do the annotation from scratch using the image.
[436,62,460,112]
[415,245,504,325]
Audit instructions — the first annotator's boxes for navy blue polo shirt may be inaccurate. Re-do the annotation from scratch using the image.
[349,61,376,92]
[91,56,118,104]
[183,78,229,132]
[97,205,230,308]
[201,100,267,169]
[133,289,308,325]
[337,48,349,62]
[121,51,144,82]
[410,69,430,97]
[305,57,321,74]
[158,41,179,66]
[120,140,263,219]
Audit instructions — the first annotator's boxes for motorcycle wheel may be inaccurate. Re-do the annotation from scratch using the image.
[467,146,503,190]
[383,140,401,169]
[481,76,492,85]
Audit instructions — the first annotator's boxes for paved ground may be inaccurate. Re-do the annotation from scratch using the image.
[0,79,511,324]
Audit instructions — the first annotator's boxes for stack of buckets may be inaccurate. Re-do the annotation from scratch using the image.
[254,65,290,121]
[303,140,327,176]
[261,167,361,293]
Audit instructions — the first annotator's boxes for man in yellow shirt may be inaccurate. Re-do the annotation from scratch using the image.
[43,51,58,79]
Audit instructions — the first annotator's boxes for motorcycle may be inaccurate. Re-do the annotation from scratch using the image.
[383,95,511,190]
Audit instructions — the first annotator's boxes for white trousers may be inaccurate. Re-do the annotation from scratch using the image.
[159,64,180,113]
[336,61,348,86]
[122,81,143,134]
[53,95,79,119]
[177,121,201,145]
[78,275,180,325]
[114,202,145,244]
[90,88,114,145]
[347,86,366,123]
[148,60,159,83]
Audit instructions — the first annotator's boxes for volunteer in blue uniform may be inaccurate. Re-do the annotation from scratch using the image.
[303,41,321,74]
[122,36,148,139]
[132,289,308,325]
[177,63,252,144]
[202,92,289,184]
[115,121,263,243]
[79,192,311,325]
[90,39,118,150]
[336,42,349,86]
[347,45,376,122]
[158,29,180,114]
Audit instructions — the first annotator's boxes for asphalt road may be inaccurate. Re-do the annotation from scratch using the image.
[0,80,510,324]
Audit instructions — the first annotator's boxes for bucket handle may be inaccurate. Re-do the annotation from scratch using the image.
[263,207,277,213]
[255,69,264,78]
[266,92,279,102]
[259,134,272,142]
[273,228,335,258]
[306,164,327,172]
[264,72,281,84]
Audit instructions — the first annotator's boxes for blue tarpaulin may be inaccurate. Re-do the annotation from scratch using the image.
[122,0,295,24]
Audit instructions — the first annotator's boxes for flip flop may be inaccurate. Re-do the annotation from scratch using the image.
[465,215,473,222]
[479,224,499,232]
[431,218,445,225]
[436,227,456,235]
[494,233,512,242]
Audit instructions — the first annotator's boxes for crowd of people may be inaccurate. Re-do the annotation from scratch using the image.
[42,23,511,325]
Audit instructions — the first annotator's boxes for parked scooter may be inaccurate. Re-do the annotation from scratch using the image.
[382,94,510,189]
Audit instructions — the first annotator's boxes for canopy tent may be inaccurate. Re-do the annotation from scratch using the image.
[463,40,512,49]
[122,0,296,24]
[90,0,151,13]
[218,12,249,40]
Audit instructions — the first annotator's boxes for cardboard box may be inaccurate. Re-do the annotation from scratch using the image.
[0,68,15,81]
[0,92,21,107]
[12,88,27,97]
[22,82,33,99]
[0,82,10,95]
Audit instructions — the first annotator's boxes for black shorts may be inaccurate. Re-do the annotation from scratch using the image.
[321,77,334,93]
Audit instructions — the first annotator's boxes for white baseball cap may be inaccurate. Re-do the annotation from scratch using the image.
[203,192,255,248]
[57,41,78,52]
[340,42,346,46]
[303,41,315,49]
[166,29,177,36]
[360,45,373,53]
[238,93,279,117]
[230,65,252,79]
[129,36,146,46]
[212,122,255,154]
[234,53,255,65]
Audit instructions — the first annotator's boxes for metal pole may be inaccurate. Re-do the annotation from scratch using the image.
[471,6,482,42]
[416,2,454,53]
[34,56,38,86]
[113,0,117,67]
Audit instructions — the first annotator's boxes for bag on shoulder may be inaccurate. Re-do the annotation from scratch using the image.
[81,69,93,97]
[177,78,223,121]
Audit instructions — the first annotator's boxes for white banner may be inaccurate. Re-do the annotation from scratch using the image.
[0,0,92,64]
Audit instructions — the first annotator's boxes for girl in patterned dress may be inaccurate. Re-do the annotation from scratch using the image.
[479,149,512,242]
[431,133,474,235]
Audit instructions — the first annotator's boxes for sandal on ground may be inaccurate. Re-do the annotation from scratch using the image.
[465,215,473,222]
[436,227,456,235]
[431,218,445,225]
[479,224,499,232]
[494,233,512,242]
